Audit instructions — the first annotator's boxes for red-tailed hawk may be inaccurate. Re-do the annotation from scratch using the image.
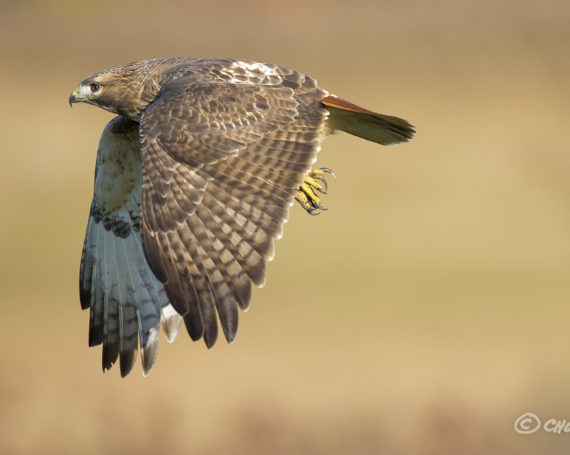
[69,57,414,377]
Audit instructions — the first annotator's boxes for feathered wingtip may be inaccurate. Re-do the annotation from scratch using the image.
[161,304,182,343]
[141,326,159,377]
[138,305,182,377]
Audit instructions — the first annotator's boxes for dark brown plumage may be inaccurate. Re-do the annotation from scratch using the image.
[70,57,414,376]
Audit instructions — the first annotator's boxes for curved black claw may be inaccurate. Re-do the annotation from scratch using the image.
[296,197,316,215]
[314,201,328,211]
[319,167,337,182]
[299,198,327,215]
[315,177,328,194]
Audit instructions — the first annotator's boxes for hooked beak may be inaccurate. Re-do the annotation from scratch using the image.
[68,87,82,107]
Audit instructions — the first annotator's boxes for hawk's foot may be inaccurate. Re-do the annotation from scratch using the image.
[295,167,336,215]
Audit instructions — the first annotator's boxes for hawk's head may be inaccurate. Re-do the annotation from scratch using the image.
[69,61,160,120]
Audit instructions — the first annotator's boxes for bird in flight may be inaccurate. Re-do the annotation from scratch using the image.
[69,57,414,377]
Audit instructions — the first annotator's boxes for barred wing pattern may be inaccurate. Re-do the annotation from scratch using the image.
[140,72,328,348]
[79,117,181,377]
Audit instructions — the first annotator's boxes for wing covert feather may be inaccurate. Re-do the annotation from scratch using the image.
[139,72,328,347]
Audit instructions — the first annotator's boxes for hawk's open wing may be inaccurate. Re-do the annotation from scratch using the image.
[139,76,328,347]
[80,117,181,377]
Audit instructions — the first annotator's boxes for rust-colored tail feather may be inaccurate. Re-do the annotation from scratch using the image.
[323,95,415,145]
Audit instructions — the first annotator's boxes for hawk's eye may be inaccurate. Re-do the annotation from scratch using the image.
[89,83,100,93]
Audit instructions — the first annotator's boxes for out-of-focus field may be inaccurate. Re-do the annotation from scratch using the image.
[1,1,569,453]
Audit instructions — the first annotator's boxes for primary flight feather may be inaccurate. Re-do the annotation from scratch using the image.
[70,57,414,377]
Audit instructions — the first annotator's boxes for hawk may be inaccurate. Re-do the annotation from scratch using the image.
[69,57,414,377]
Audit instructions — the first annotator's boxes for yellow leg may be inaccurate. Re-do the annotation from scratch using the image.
[295,167,336,215]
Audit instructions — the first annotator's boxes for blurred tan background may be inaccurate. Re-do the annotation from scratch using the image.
[1,0,569,453]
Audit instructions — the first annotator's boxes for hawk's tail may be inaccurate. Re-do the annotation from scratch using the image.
[323,95,415,145]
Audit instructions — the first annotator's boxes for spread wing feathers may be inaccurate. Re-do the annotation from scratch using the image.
[80,117,181,377]
[140,74,327,348]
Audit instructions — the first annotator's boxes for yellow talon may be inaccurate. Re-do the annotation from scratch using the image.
[308,169,326,179]
[295,167,336,215]
[304,176,322,191]
[300,182,321,204]
[295,190,310,210]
